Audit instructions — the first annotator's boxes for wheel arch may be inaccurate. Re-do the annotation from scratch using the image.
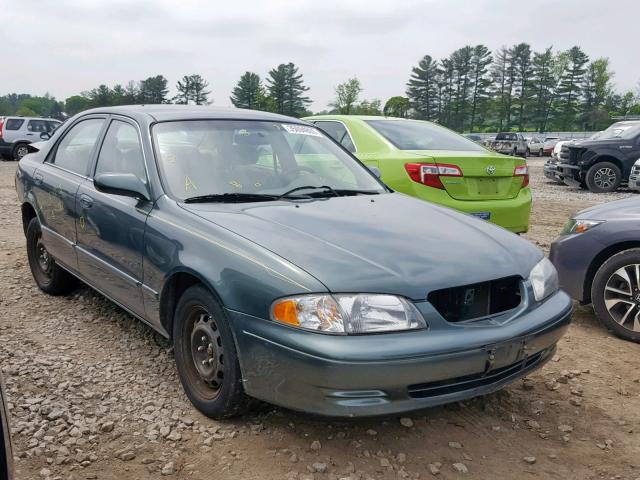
[21,201,38,235]
[589,155,624,172]
[159,268,226,340]
[583,241,640,303]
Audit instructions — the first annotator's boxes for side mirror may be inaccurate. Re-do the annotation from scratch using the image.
[368,166,382,178]
[40,132,51,140]
[94,173,150,202]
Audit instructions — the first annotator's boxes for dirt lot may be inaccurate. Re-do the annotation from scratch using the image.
[1,157,639,480]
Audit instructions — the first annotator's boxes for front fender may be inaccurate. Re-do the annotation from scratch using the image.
[142,196,327,329]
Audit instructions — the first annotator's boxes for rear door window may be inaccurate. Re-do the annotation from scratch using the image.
[28,120,49,132]
[5,119,24,130]
[314,121,356,153]
[51,119,105,175]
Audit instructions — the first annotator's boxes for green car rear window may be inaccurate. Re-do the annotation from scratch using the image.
[366,120,485,152]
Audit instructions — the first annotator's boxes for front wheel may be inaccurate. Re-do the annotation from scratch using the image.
[591,249,640,343]
[26,218,77,295]
[585,162,621,193]
[173,284,249,418]
[538,148,544,157]
[523,148,530,158]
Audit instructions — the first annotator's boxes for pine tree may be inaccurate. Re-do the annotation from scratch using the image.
[139,75,169,104]
[555,46,589,130]
[230,72,265,109]
[266,63,311,117]
[468,45,492,132]
[174,74,211,105]
[512,43,533,131]
[530,48,556,132]
[450,46,474,131]
[406,55,440,120]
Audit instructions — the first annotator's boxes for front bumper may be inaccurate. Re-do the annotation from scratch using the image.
[230,290,572,417]
[543,162,563,182]
[556,163,582,186]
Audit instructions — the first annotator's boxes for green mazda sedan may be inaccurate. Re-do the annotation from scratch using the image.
[304,116,531,233]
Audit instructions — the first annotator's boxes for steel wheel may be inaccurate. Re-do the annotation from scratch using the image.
[593,167,617,190]
[186,307,225,399]
[604,264,640,333]
[35,238,54,279]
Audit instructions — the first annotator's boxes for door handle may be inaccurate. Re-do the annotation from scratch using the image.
[26,133,34,136]
[33,173,43,186]
[79,194,93,209]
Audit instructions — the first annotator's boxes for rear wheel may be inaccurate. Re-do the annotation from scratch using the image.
[524,148,530,158]
[26,218,77,295]
[585,162,621,193]
[173,284,249,418]
[12,143,29,161]
[591,249,640,343]
[538,148,544,157]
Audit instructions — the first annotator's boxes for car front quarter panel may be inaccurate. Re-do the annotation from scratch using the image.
[142,196,328,330]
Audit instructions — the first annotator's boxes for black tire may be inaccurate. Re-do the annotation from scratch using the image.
[585,162,621,193]
[26,218,77,295]
[523,148,530,158]
[12,143,29,161]
[513,147,518,157]
[591,248,640,343]
[538,148,544,157]
[173,284,249,418]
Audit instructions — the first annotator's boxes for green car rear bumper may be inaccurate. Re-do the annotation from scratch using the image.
[405,186,532,233]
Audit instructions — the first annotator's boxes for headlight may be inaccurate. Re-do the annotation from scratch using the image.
[529,258,559,302]
[270,294,426,334]
[560,218,604,235]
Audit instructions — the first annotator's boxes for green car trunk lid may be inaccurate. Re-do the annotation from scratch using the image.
[407,151,524,201]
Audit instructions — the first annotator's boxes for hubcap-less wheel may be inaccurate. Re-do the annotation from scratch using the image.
[604,264,640,332]
[593,167,617,190]
[188,308,225,398]
[35,239,53,278]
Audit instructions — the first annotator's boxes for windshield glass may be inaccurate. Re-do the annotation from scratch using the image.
[365,120,486,152]
[596,123,640,140]
[152,120,385,200]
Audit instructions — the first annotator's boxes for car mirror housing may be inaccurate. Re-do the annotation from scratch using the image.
[94,173,150,202]
[39,131,51,140]
[368,166,382,178]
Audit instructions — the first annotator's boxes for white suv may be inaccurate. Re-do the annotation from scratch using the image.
[0,116,62,160]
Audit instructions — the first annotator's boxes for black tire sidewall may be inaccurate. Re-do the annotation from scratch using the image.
[586,162,621,193]
[591,248,640,343]
[173,284,246,418]
[26,217,76,295]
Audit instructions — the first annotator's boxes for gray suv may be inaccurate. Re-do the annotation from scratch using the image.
[0,116,62,160]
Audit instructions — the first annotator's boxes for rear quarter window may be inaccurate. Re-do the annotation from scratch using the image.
[5,119,24,130]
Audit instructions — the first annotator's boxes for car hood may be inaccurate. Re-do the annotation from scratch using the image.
[575,196,640,221]
[182,193,542,299]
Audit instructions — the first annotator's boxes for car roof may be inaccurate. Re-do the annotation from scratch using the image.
[306,115,406,121]
[3,116,61,121]
[78,105,306,124]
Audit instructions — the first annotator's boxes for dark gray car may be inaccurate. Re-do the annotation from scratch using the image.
[15,105,572,418]
[550,197,640,342]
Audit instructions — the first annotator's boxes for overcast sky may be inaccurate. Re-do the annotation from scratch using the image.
[2,0,639,110]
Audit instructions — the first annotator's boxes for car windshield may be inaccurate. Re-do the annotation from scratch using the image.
[365,120,486,152]
[495,133,517,141]
[152,120,386,201]
[597,123,640,140]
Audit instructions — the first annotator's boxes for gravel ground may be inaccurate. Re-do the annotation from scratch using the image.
[1,157,639,480]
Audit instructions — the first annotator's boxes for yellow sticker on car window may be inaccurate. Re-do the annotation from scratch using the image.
[185,176,197,191]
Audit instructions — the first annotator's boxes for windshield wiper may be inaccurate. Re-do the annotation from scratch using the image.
[183,193,281,203]
[332,189,381,196]
[276,185,339,200]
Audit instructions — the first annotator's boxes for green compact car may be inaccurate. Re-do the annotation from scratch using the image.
[304,116,531,233]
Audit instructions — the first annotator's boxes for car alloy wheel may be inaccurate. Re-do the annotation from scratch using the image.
[186,307,225,399]
[593,167,617,190]
[603,264,640,333]
[14,145,29,161]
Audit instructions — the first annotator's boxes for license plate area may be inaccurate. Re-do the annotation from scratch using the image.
[470,211,491,220]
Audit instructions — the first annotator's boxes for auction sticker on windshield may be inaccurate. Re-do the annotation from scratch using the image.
[281,124,323,136]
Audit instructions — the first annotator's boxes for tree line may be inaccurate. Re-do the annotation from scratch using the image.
[1,46,639,133]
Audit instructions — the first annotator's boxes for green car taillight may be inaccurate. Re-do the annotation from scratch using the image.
[404,163,463,189]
